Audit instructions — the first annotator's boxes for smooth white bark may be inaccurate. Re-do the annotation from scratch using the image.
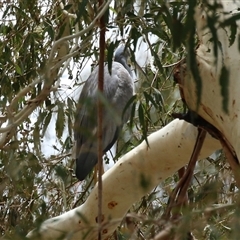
[181,1,240,158]
[27,120,220,240]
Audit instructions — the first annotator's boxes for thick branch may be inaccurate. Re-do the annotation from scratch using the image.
[26,120,220,240]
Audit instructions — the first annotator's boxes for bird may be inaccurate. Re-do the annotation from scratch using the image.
[74,45,134,181]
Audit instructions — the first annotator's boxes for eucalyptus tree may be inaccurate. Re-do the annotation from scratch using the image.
[1,0,240,239]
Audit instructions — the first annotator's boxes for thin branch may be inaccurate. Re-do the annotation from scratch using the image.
[59,1,77,19]
[164,128,207,219]
[97,0,106,239]
[0,0,111,148]
[47,0,111,66]
[9,78,42,112]
[50,46,81,72]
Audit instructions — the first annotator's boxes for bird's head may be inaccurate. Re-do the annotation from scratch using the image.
[114,44,130,62]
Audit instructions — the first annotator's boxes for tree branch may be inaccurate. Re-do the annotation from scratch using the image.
[26,120,220,240]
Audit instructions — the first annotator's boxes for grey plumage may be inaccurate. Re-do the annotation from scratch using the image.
[74,45,134,181]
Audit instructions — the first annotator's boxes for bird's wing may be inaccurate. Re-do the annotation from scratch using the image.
[74,67,98,147]
[101,62,134,152]
[74,67,99,180]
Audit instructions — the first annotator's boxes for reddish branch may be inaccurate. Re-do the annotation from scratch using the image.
[97,0,106,239]
[164,128,207,219]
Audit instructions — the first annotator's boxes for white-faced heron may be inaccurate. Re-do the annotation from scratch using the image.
[74,45,134,181]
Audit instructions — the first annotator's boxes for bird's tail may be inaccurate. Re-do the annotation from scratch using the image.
[75,145,98,181]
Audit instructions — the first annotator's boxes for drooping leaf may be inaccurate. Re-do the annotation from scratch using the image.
[56,102,65,139]
[107,41,119,75]
[228,21,237,47]
[122,94,137,120]
[42,111,52,137]
[138,102,149,146]
[129,101,136,129]
[143,91,158,109]
[184,0,202,108]
[28,152,41,174]
[55,165,69,184]
[219,66,229,114]
[74,0,89,26]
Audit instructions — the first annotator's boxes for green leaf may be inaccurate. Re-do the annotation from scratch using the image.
[67,97,74,136]
[28,152,41,174]
[64,4,73,11]
[55,165,68,183]
[143,91,158,109]
[184,0,202,108]
[207,15,219,60]
[2,4,11,19]
[122,94,137,120]
[129,101,136,129]
[219,66,229,114]
[74,0,88,26]
[138,103,149,146]
[43,18,55,41]
[33,124,40,152]
[153,88,164,108]
[222,12,240,26]
[107,41,118,75]
[238,34,240,52]
[150,47,163,72]
[56,103,65,139]
[42,111,52,136]
[228,21,237,47]
[62,136,73,153]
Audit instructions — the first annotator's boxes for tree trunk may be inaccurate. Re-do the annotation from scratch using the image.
[177,1,240,159]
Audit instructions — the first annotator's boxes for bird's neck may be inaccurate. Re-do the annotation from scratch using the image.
[115,57,132,77]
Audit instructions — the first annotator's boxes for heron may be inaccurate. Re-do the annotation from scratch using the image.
[74,45,134,181]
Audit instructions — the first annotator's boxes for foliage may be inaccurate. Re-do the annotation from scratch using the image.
[0,0,239,239]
